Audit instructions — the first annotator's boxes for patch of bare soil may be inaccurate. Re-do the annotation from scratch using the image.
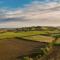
[0,39,47,60]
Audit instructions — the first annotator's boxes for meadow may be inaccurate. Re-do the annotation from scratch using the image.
[0,30,60,44]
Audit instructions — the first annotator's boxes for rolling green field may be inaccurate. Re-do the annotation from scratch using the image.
[0,27,60,60]
[0,30,50,60]
[0,31,60,42]
[0,31,47,39]
[0,30,60,44]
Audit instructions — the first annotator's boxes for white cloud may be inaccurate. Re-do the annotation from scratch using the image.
[0,0,60,28]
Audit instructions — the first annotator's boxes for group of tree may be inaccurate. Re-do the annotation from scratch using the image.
[0,26,59,32]
[15,26,59,32]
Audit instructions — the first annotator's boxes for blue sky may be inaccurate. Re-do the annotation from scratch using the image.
[0,0,60,28]
[0,0,49,8]
[0,0,33,8]
[0,0,59,8]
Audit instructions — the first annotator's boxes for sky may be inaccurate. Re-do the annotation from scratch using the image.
[0,0,60,28]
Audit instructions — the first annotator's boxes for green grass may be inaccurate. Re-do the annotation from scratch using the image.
[23,35,54,43]
[0,31,47,39]
[0,32,15,39]
[0,31,60,44]
[16,31,47,37]
[54,43,60,46]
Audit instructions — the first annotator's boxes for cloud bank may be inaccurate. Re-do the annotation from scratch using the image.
[0,0,60,28]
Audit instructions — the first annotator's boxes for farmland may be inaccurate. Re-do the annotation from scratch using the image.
[0,26,60,60]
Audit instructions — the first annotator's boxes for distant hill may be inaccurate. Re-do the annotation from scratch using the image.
[0,26,60,32]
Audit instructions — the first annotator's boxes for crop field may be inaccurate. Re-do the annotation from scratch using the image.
[0,31,60,43]
[0,31,47,39]
[0,38,48,60]
[0,28,60,60]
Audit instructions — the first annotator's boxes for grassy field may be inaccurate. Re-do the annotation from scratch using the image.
[0,31,54,45]
[0,31,60,43]
[0,31,47,39]
[0,31,49,60]
[0,29,60,60]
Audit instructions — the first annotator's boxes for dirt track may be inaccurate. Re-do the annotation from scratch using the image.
[0,39,47,60]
